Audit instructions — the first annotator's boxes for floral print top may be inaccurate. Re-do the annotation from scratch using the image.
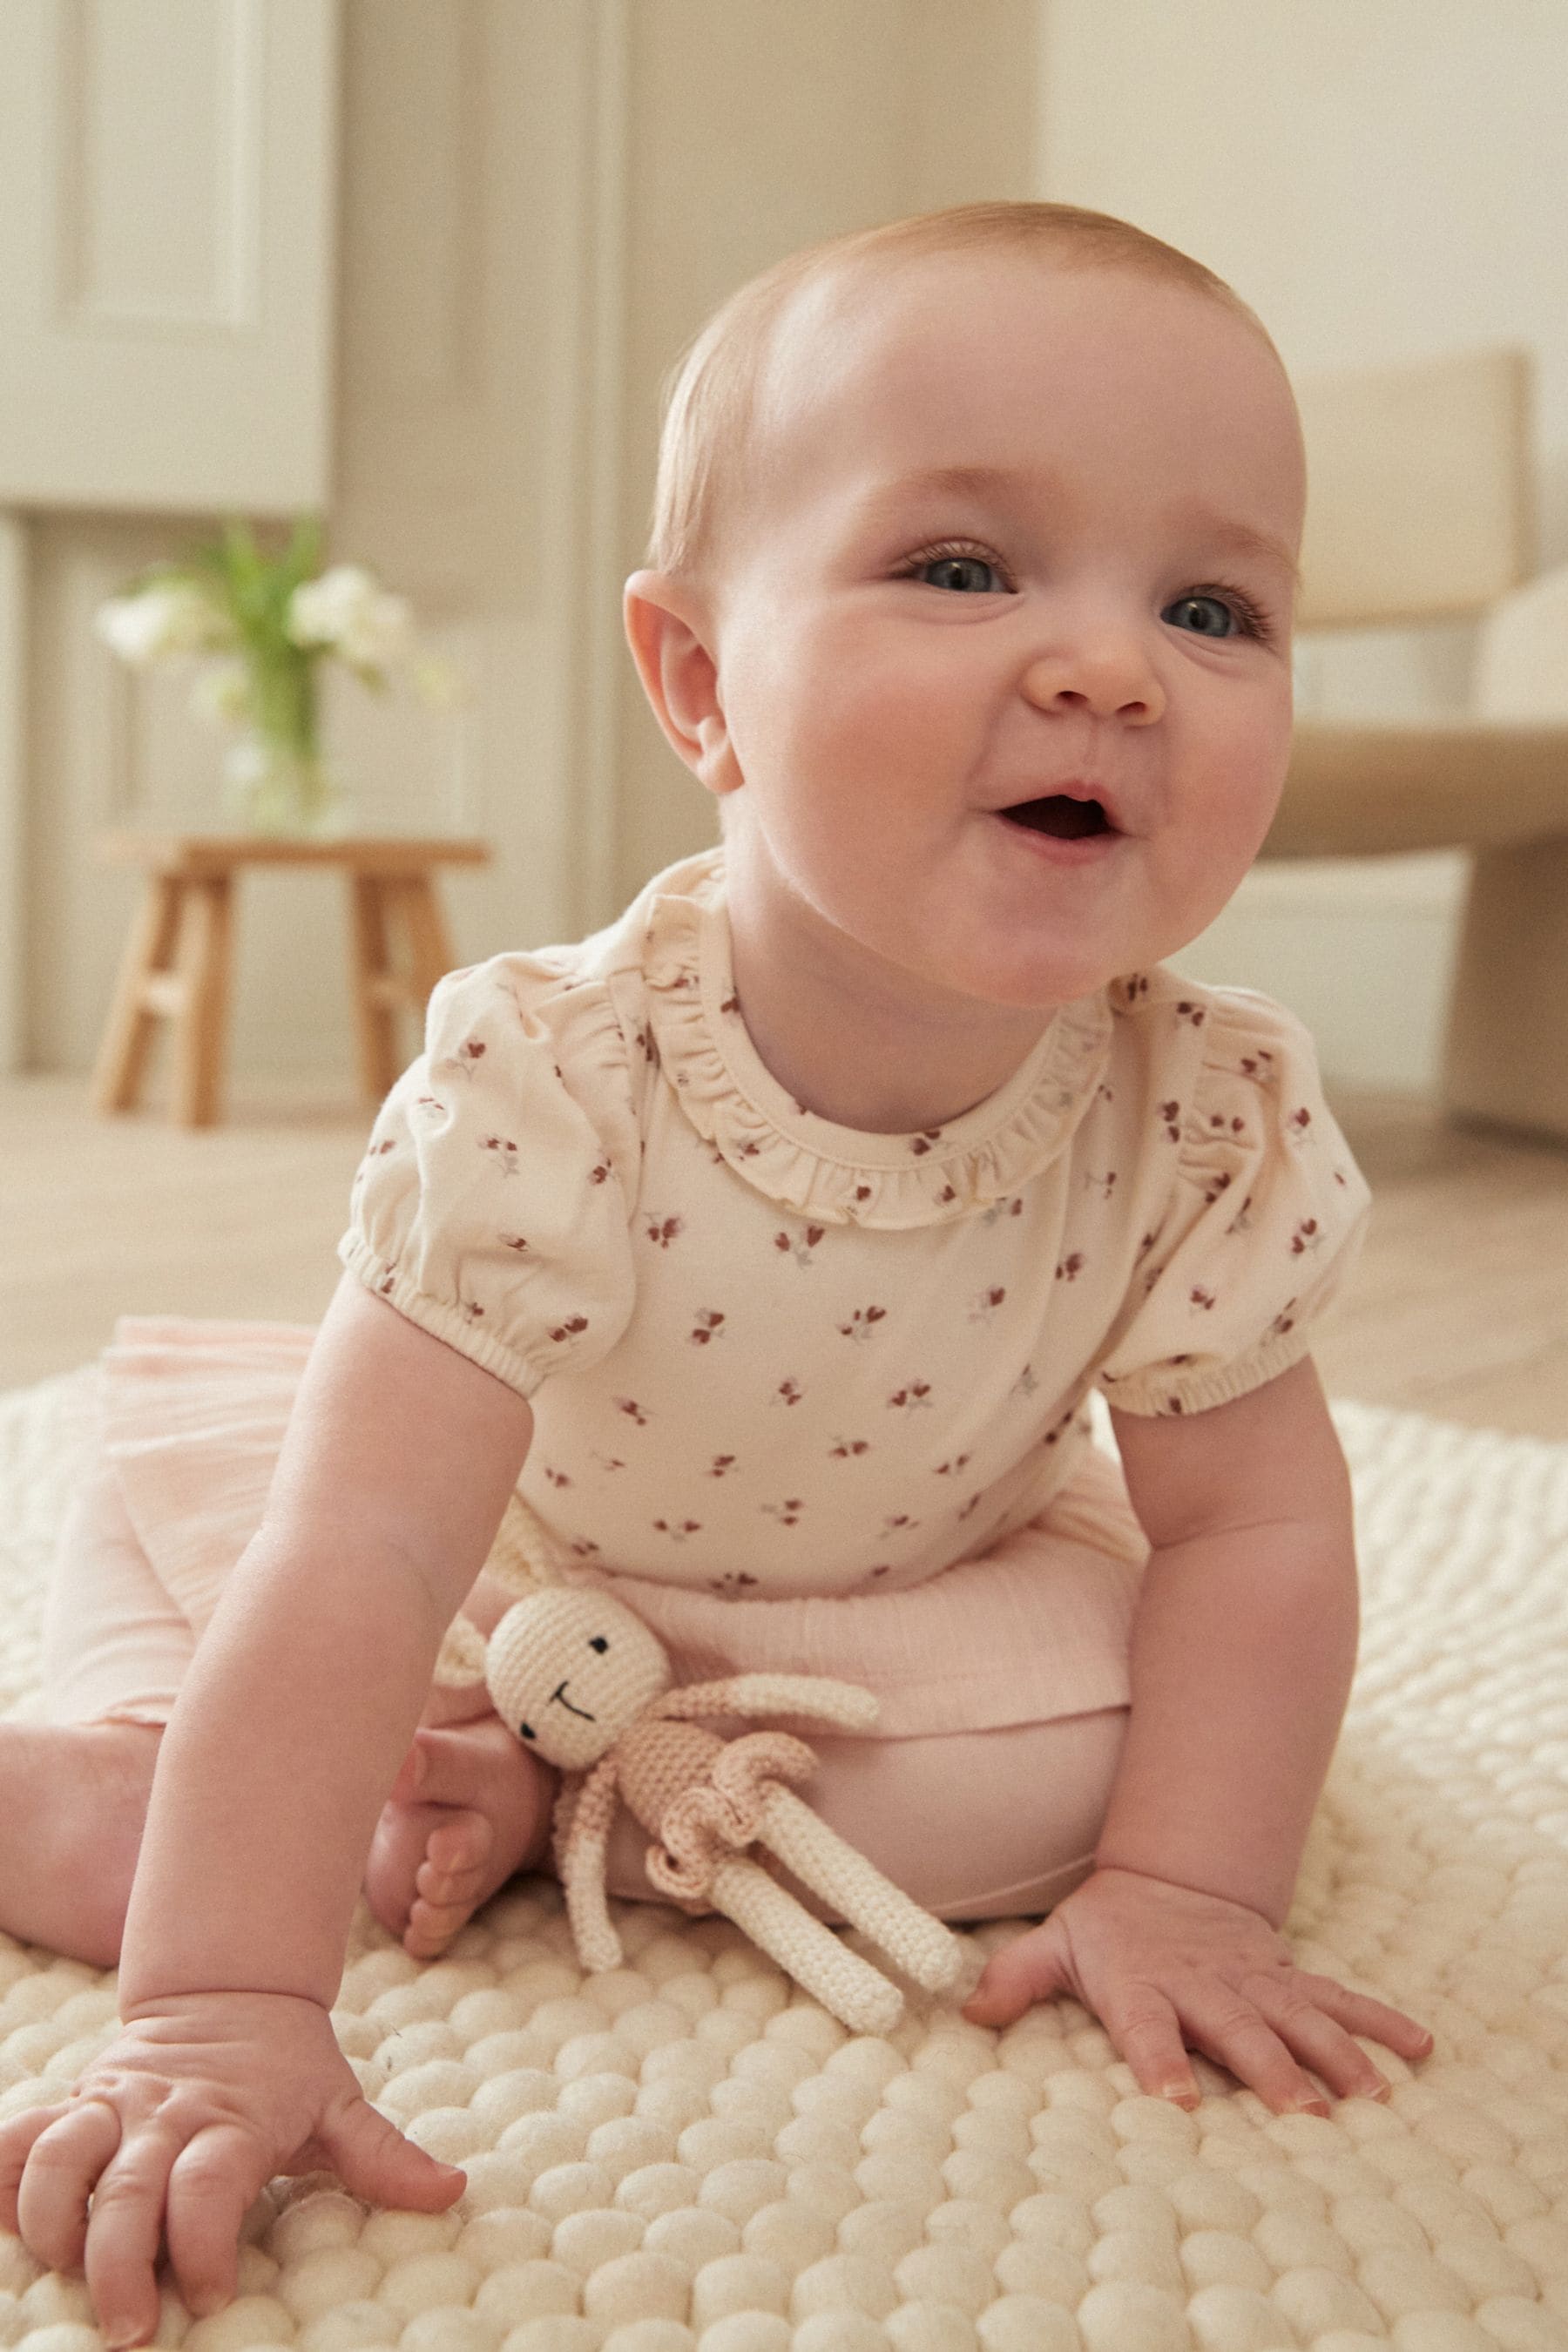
[339,848,1370,1598]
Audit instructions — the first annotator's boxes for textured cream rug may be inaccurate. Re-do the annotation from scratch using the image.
[1,1365,1566,2352]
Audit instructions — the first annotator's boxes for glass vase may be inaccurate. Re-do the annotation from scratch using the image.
[220,658,349,836]
[222,727,349,836]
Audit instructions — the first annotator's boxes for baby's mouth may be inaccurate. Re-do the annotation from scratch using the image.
[998,794,1115,839]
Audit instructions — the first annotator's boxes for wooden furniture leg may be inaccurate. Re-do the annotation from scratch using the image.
[171,875,233,1128]
[91,873,186,1113]
[348,873,403,1103]
[1443,838,1568,1144]
[347,868,457,1104]
[398,874,456,1014]
[94,835,484,1124]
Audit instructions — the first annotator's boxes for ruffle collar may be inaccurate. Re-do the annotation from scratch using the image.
[640,851,1112,1229]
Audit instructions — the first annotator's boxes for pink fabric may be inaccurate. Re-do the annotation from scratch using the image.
[68,1315,1150,1740]
[600,1709,1128,1923]
[585,1463,1146,1735]
[40,1315,1146,1916]
[43,1433,193,1730]
[41,1456,1126,1917]
[96,1317,317,1639]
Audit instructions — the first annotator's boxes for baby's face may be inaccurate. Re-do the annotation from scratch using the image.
[687,252,1304,1014]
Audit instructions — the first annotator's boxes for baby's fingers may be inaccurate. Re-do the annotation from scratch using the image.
[1246,1983,1398,2106]
[79,2120,183,2351]
[1170,1983,1331,2117]
[1300,1971,1436,2065]
[1101,1985,1203,2111]
[161,2123,275,2326]
[0,2099,72,2237]
[14,2100,123,2275]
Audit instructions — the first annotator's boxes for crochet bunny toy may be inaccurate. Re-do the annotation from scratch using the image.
[436,1500,967,2034]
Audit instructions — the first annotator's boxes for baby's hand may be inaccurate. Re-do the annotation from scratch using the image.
[0,1989,464,2348]
[963,1863,1434,2113]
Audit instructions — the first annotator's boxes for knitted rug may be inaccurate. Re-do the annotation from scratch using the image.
[0,1367,1565,2352]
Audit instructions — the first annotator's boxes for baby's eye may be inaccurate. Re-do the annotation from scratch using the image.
[588,1635,609,1653]
[900,541,1011,595]
[1163,590,1266,641]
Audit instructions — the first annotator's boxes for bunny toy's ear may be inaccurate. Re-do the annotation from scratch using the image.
[433,1614,490,1689]
[484,1491,560,1598]
[436,1492,558,1689]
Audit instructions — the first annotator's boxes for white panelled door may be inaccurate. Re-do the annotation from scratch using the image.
[0,0,341,514]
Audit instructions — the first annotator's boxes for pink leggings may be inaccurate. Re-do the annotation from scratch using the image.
[42,1453,1129,1924]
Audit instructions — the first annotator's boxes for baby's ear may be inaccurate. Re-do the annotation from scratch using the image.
[622,571,739,804]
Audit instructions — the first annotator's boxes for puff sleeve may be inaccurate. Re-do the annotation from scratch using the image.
[337,954,640,1397]
[1094,988,1370,1416]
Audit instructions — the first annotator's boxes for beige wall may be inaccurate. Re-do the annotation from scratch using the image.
[23,0,1037,1080]
[27,3,1560,1098]
[25,0,615,1077]
[610,0,1038,907]
[1037,0,1568,1089]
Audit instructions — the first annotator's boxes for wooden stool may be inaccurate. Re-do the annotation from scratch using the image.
[91,834,491,1126]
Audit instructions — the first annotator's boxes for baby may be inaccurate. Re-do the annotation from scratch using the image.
[0,200,1433,2342]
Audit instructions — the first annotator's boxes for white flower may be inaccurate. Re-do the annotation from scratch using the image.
[287,564,414,674]
[223,733,274,787]
[95,582,232,665]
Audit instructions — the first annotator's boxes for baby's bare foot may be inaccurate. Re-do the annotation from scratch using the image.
[364,1713,555,1960]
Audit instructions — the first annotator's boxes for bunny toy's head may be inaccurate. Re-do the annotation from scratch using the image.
[483,1585,672,1772]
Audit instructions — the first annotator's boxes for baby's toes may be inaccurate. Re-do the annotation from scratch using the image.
[402,1817,491,1957]
[402,1820,491,1957]
[419,1810,493,1902]
[403,1891,476,1961]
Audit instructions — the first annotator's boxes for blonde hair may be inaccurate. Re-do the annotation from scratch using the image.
[646,200,1279,588]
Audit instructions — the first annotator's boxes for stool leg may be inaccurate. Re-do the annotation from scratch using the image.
[1442,837,1568,1144]
[91,875,182,1114]
[171,876,233,1128]
[348,874,403,1104]
[398,875,456,1017]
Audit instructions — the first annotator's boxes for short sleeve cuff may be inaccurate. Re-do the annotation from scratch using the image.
[337,1233,548,1400]
[1097,1318,1319,1418]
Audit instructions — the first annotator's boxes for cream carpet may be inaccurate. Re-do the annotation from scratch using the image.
[0,1367,1565,2352]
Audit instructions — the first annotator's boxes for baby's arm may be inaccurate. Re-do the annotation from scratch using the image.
[0,1273,534,2344]
[965,1355,1433,2106]
[1098,1351,1359,1927]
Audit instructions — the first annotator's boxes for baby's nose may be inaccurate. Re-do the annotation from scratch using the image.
[1022,643,1163,725]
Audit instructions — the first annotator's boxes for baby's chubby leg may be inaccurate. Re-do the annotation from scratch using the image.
[0,1720,163,1967]
[0,1707,553,1971]
[365,1565,558,1958]
[26,1484,552,1968]
[1,1456,186,1966]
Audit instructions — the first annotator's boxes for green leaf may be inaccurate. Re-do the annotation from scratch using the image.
[283,513,324,590]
